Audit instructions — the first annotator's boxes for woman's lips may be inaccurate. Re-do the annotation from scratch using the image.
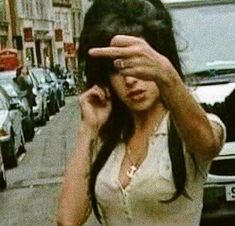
[127,90,146,101]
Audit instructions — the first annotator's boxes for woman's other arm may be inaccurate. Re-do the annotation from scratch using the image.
[57,125,96,226]
[57,86,111,226]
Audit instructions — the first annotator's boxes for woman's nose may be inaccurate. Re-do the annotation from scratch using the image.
[124,76,138,87]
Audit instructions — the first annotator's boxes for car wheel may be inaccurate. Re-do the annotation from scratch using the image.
[48,96,57,115]
[45,107,50,121]
[56,99,60,112]
[0,166,7,191]
[1,135,18,169]
[39,110,46,126]
[22,117,35,141]
[17,134,26,157]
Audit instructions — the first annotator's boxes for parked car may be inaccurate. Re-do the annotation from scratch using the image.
[27,69,49,125]
[48,71,65,107]
[29,68,59,115]
[188,66,235,224]
[0,146,7,190]
[58,71,77,96]
[0,79,35,141]
[164,0,235,224]
[0,88,26,169]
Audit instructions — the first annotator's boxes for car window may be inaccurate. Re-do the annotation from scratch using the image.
[0,82,18,98]
[45,72,53,83]
[170,3,235,74]
[31,69,46,83]
[49,72,57,81]
[0,93,8,110]
[168,2,235,143]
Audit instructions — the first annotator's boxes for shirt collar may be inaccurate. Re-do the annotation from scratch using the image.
[152,111,169,136]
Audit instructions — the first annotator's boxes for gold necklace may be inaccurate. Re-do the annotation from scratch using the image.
[125,110,167,179]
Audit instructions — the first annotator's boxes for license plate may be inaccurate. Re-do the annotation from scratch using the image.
[225,184,235,201]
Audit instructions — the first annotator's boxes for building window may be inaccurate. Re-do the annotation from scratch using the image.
[36,0,44,19]
[55,29,63,42]
[22,0,33,18]
[55,12,61,28]
[23,28,33,42]
[72,12,76,35]
[0,36,7,49]
[0,0,6,21]
[63,12,70,33]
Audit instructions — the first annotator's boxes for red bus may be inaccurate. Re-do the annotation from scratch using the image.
[0,48,19,71]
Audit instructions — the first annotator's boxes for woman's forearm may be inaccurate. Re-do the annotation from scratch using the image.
[159,72,223,161]
[57,125,97,226]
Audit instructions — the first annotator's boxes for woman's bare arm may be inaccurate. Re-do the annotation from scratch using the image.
[57,86,111,226]
[89,35,225,161]
[57,125,96,226]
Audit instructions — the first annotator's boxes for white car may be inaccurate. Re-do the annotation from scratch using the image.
[48,71,65,107]
[164,0,235,224]
[0,89,26,169]
[30,68,59,115]
[27,70,49,125]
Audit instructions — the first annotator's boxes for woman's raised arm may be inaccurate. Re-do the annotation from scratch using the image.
[57,86,111,226]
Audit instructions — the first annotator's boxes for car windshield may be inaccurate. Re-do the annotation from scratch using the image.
[49,72,57,81]
[169,2,235,75]
[0,94,8,110]
[0,81,18,98]
[31,69,46,84]
[168,1,235,143]
[45,72,53,83]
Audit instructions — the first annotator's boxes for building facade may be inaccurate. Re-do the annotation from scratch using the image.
[1,0,91,71]
[53,0,74,71]
[9,0,54,67]
[0,0,12,50]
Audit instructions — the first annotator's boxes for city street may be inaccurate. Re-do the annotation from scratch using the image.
[0,96,99,226]
[0,96,233,226]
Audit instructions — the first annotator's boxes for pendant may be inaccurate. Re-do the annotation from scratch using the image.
[126,165,137,179]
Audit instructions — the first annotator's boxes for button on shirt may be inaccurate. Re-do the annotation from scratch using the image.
[95,113,225,226]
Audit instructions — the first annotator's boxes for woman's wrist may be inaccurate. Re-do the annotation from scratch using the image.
[78,122,99,140]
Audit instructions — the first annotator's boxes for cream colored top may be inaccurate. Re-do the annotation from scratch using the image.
[95,113,225,226]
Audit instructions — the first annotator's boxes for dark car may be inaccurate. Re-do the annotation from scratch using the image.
[0,71,35,141]
[48,71,65,107]
[29,68,59,115]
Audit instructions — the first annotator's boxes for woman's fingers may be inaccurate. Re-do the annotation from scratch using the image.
[79,85,110,107]
[88,35,143,59]
[89,46,131,59]
[113,57,141,70]
[88,34,172,82]
[110,35,143,47]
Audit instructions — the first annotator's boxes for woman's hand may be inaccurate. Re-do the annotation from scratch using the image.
[78,85,112,136]
[88,35,180,85]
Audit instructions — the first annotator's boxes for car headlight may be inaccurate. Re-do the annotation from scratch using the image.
[32,87,37,95]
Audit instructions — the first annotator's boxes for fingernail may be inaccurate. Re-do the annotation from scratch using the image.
[88,49,95,55]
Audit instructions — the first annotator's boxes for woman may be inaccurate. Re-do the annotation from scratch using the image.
[57,0,225,225]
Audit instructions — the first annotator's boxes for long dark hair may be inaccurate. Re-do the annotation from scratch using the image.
[78,0,187,222]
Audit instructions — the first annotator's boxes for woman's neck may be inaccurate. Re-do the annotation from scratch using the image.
[132,102,167,136]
